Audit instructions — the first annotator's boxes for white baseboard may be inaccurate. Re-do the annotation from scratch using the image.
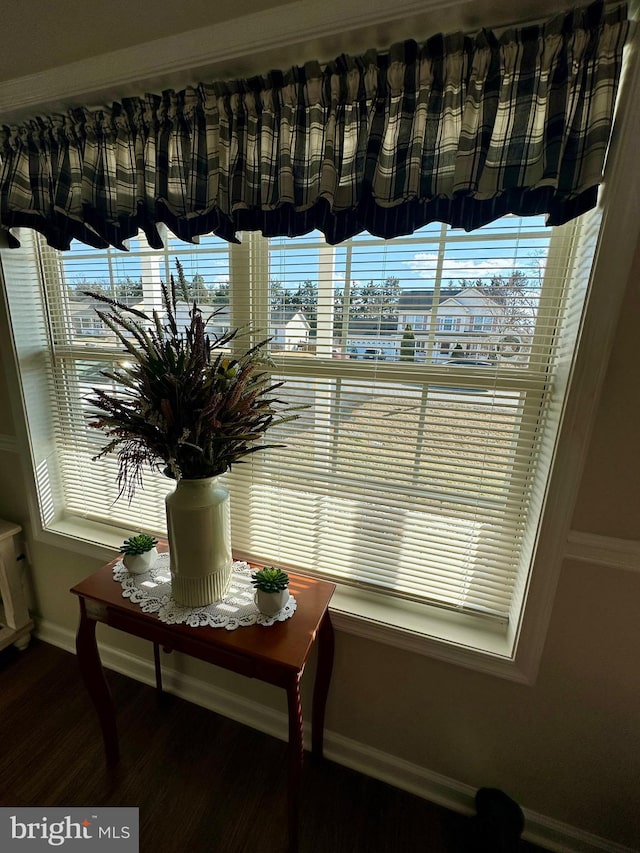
[34,619,635,853]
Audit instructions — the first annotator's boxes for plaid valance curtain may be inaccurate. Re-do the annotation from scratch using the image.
[0,0,629,251]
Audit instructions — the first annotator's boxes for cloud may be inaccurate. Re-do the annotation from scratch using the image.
[407,252,518,280]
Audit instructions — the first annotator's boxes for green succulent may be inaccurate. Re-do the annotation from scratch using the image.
[120,533,158,555]
[251,566,290,593]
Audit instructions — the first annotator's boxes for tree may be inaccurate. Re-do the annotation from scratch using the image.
[270,279,289,310]
[114,277,143,302]
[66,277,143,304]
[289,280,317,315]
[479,271,537,332]
[461,270,539,361]
[210,281,230,306]
[189,273,211,303]
[400,324,415,362]
[347,277,400,332]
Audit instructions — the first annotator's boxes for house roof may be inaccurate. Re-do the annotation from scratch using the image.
[397,288,463,312]
[397,287,501,313]
[270,307,309,325]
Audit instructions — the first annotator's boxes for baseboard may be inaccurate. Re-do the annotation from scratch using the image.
[34,619,635,853]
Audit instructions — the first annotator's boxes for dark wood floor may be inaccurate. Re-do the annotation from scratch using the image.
[0,640,547,853]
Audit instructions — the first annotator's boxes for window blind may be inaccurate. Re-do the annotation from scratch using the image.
[0,213,599,624]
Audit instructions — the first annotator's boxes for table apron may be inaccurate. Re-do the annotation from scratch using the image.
[99,606,258,679]
[84,602,304,687]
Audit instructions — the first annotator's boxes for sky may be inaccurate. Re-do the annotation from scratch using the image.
[62,215,550,292]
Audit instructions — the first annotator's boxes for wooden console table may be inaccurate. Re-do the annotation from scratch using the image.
[71,553,335,852]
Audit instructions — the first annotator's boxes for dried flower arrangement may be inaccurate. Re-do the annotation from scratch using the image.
[84,260,300,499]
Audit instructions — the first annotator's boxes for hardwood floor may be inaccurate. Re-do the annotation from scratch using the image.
[0,640,547,853]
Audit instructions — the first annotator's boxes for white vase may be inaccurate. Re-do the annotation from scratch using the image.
[165,476,233,607]
[255,589,290,617]
[123,547,157,575]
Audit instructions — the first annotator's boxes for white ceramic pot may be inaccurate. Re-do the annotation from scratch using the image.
[165,476,232,607]
[123,547,157,575]
[255,589,290,617]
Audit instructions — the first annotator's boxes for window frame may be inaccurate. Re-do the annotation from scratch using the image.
[29,221,566,623]
[0,202,619,682]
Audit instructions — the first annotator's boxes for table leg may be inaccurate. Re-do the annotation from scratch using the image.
[311,611,334,760]
[75,599,120,766]
[286,673,304,853]
[153,642,163,695]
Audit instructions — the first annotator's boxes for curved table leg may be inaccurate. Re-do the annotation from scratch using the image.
[286,673,304,852]
[312,611,334,760]
[76,598,120,766]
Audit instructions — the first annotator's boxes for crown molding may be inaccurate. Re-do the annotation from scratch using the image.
[0,0,453,122]
[0,0,575,125]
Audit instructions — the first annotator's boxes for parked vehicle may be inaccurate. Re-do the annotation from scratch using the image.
[445,359,493,367]
[435,359,493,394]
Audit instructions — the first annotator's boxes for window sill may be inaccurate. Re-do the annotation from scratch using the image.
[328,584,530,682]
[38,516,531,683]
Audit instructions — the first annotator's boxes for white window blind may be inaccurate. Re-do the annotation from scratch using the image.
[0,211,600,627]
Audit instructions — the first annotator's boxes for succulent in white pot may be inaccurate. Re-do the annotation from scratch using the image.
[251,567,290,616]
[120,533,158,575]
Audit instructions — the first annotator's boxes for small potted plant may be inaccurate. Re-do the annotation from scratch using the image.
[120,533,158,575]
[251,567,290,616]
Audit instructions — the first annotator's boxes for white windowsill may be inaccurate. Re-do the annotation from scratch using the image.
[38,515,528,683]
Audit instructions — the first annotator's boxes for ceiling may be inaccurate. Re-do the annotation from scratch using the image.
[0,0,288,81]
[0,0,578,82]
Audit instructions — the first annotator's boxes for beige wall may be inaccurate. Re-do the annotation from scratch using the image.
[572,242,640,539]
[1,241,639,849]
[0,352,14,434]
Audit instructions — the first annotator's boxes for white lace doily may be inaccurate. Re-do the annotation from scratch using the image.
[112,552,297,630]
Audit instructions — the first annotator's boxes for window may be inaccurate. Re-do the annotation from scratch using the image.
[0,209,602,662]
[404,315,425,331]
[469,316,493,332]
[437,316,460,333]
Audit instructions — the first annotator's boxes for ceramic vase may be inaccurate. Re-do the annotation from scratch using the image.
[255,589,290,616]
[165,476,232,607]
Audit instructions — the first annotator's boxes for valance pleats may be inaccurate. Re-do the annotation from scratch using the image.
[0,0,629,250]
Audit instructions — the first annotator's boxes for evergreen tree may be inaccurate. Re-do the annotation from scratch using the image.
[400,324,416,361]
[189,273,210,303]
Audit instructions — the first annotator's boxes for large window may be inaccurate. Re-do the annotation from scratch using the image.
[0,209,601,651]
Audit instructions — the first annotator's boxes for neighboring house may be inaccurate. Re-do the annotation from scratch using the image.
[68,295,308,351]
[68,295,232,341]
[68,295,111,340]
[397,287,527,362]
[270,308,311,351]
[154,301,231,338]
[344,286,509,362]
